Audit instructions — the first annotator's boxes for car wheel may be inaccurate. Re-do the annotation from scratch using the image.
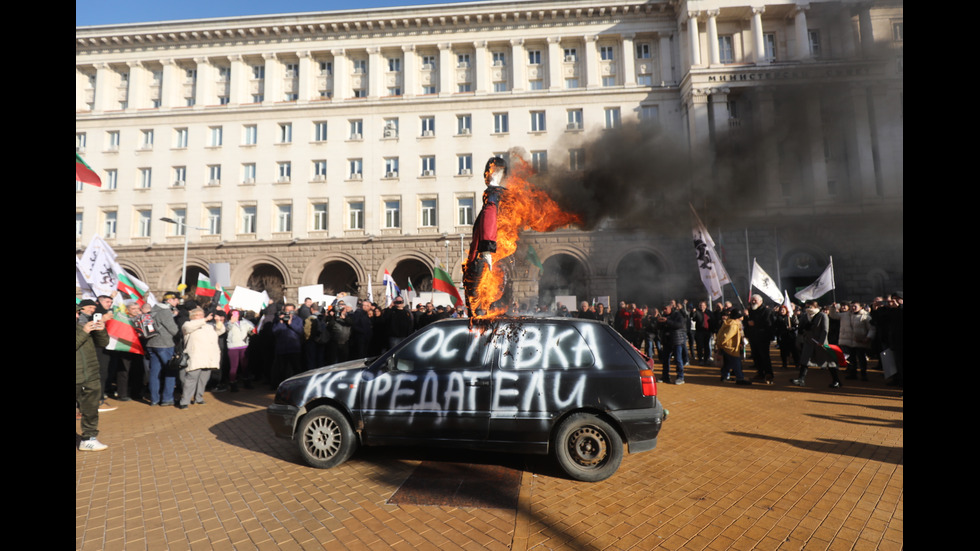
[553,413,623,482]
[296,405,358,469]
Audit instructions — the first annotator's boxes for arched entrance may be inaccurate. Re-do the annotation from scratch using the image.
[316,260,360,296]
[392,259,433,292]
[247,263,286,304]
[538,254,589,308]
[615,251,666,307]
[781,250,828,303]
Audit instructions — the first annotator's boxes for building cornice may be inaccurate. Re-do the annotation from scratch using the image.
[76,0,674,54]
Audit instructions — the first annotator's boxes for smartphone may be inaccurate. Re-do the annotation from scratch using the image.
[93,313,103,322]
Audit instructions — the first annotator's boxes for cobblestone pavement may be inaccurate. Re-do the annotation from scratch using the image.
[77,360,903,551]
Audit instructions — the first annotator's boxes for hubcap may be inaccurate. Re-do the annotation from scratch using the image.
[567,426,608,467]
[305,416,341,459]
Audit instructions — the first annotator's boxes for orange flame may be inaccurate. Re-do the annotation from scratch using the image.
[468,157,582,320]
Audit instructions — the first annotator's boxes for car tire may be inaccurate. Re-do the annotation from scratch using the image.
[553,413,623,482]
[296,405,358,469]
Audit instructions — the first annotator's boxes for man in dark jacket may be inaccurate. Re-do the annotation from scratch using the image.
[657,304,688,385]
[746,294,775,384]
[271,303,304,387]
[385,298,415,349]
[77,305,110,451]
[692,301,713,364]
[146,292,181,405]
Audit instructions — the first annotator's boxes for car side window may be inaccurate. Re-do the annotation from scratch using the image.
[496,323,596,370]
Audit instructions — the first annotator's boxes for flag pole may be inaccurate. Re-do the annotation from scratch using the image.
[830,256,836,304]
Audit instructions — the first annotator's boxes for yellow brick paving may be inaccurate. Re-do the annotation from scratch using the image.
[77,361,902,550]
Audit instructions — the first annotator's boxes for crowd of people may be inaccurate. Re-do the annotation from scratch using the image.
[77,286,903,451]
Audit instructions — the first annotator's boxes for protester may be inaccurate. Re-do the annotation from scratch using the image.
[178,307,225,409]
[146,292,181,406]
[77,304,110,451]
[225,309,254,392]
[715,308,751,385]
[792,300,842,388]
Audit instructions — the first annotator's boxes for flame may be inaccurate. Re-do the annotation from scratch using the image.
[468,157,582,321]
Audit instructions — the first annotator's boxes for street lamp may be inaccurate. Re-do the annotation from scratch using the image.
[159,217,208,291]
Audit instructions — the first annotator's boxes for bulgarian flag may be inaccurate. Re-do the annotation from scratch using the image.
[105,308,145,355]
[824,343,848,367]
[117,271,149,306]
[433,265,463,307]
[217,287,232,313]
[196,273,217,297]
[76,153,102,187]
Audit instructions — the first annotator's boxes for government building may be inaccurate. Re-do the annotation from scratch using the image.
[75,0,903,309]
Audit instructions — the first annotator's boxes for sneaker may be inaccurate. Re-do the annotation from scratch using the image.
[79,438,108,452]
[675,378,685,385]
[790,379,806,387]
[159,401,174,407]
[98,401,118,412]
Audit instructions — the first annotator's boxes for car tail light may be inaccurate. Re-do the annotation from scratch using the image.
[639,366,657,397]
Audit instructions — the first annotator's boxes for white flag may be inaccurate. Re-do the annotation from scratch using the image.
[750,259,783,304]
[795,258,836,301]
[77,235,120,298]
[367,274,373,302]
[783,290,793,313]
[691,205,731,302]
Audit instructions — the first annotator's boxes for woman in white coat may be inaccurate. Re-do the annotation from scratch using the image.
[179,308,225,409]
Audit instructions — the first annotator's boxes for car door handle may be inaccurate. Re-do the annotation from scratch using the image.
[467,379,490,387]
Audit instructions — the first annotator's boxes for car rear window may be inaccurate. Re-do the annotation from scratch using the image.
[496,322,597,370]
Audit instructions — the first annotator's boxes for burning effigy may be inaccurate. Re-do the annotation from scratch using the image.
[462,155,582,321]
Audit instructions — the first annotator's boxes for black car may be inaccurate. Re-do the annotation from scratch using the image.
[268,317,667,482]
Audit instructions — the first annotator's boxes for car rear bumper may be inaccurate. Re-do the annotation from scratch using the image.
[610,403,667,454]
[267,404,300,439]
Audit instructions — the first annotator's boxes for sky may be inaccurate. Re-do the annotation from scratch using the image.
[76,0,481,27]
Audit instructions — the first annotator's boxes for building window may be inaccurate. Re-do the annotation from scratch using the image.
[493,81,508,93]
[564,48,578,62]
[492,52,506,66]
[252,94,264,103]
[311,203,328,231]
[457,114,472,135]
[352,59,367,74]
[420,199,437,227]
[208,165,221,186]
[604,107,621,129]
[240,205,256,234]
[76,212,83,237]
[457,83,472,93]
[209,126,223,147]
[531,151,548,173]
[457,154,473,176]
[718,36,734,64]
[314,121,328,142]
[352,88,366,98]
[103,211,117,238]
[168,209,186,236]
[422,85,437,95]
[493,113,509,134]
[764,33,776,62]
[387,87,402,97]
[277,162,291,183]
[567,109,583,130]
[174,128,188,148]
[529,79,544,90]
[76,132,86,152]
[139,168,152,189]
[383,118,399,138]
[207,207,221,235]
[173,166,186,187]
[276,204,292,232]
[457,197,474,226]
[457,53,470,68]
[105,169,118,190]
[638,75,654,86]
[602,76,616,87]
[421,156,436,177]
[107,131,120,151]
[387,57,401,72]
[528,50,541,65]
[320,61,333,75]
[242,163,256,184]
[421,116,435,137]
[530,111,547,132]
[640,105,660,124]
[252,65,265,79]
[384,200,402,229]
[600,45,615,61]
[569,149,585,171]
[313,160,327,181]
[893,22,903,42]
[136,210,152,237]
[637,43,651,59]
[347,201,364,230]
[141,129,154,149]
[422,55,437,69]
[349,159,363,179]
[279,123,292,144]
[565,78,579,89]
[384,157,400,178]
[808,30,822,58]
[349,120,363,140]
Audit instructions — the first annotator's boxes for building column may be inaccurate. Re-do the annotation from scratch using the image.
[687,89,711,148]
[298,51,314,102]
[228,55,247,105]
[659,34,673,85]
[367,47,383,98]
[262,53,279,105]
[709,87,730,145]
[794,6,811,61]
[874,85,902,198]
[706,10,720,66]
[126,61,147,111]
[846,84,879,199]
[93,63,111,112]
[621,33,636,87]
[331,49,347,100]
[76,67,90,111]
[194,57,214,107]
[438,43,453,96]
[751,7,767,64]
[547,36,563,90]
[510,38,525,92]
[802,90,829,203]
[160,59,178,109]
[687,11,702,68]
[402,45,416,97]
[474,40,489,94]
[753,89,781,204]
[839,8,857,57]
[858,5,874,56]
[584,35,599,89]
